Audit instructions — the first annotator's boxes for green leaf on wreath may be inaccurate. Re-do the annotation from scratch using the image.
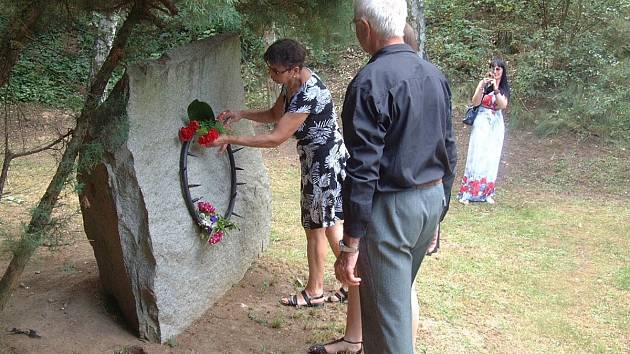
[187,99,215,122]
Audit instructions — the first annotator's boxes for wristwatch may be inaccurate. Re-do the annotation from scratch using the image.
[339,240,359,253]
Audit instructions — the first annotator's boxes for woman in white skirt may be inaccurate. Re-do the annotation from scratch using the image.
[458,58,510,204]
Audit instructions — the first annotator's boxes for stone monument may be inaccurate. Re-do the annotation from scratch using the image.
[79,34,271,343]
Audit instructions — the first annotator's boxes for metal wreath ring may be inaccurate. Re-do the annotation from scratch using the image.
[179,140,237,226]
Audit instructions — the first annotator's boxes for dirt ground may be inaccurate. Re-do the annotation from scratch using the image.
[0,137,350,354]
[1,55,628,354]
[0,242,332,354]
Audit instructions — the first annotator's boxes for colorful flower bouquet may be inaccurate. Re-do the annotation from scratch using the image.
[178,99,229,147]
[197,201,237,245]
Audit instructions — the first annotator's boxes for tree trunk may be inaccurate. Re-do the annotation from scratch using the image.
[409,0,426,59]
[0,2,145,312]
[0,151,12,198]
[0,106,12,197]
[0,1,45,88]
[91,12,119,103]
[0,121,87,310]
[263,24,279,107]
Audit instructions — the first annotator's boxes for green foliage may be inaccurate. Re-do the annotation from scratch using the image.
[525,59,630,141]
[2,203,65,255]
[425,0,630,142]
[2,0,355,112]
[78,77,131,174]
[425,2,493,80]
[4,0,626,141]
[237,0,354,65]
[1,18,94,109]
[124,1,242,61]
[615,266,630,291]
[235,0,355,111]
[187,99,215,121]
[76,142,104,174]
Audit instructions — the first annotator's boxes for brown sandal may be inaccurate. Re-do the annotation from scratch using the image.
[308,337,362,354]
[280,289,324,307]
[325,287,349,303]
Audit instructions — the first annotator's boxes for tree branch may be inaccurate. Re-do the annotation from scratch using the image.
[13,130,72,158]
[140,11,168,28]
[0,0,181,313]
[84,1,145,112]
[156,0,178,15]
[0,0,150,313]
[3,101,10,155]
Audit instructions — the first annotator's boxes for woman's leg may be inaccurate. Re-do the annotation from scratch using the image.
[330,224,362,350]
[315,285,362,353]
[425,224,440,255]
[324,223,343,258]
[324,224,351,303]
[305,227,328,296]
[345,286,362,342]
[309,223,362,353]
[281,227,327,305]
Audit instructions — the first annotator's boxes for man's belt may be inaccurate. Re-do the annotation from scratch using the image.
[416,178,442,189]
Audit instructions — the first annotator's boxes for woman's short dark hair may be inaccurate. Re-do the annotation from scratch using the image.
[263,39,307,69]
[490,57,510,99]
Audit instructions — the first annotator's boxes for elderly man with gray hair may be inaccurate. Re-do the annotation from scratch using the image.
[334,1,457,353]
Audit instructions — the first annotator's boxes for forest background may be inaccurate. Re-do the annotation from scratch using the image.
[0,0,628,350]
[2,0,629,140]
[3,0,630,140]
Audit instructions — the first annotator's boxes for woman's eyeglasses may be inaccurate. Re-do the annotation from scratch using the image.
[267,65,292,75]
[491,66,502,72]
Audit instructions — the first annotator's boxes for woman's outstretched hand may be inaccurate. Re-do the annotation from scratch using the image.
[217,110,242,127]
[209,135,230,154]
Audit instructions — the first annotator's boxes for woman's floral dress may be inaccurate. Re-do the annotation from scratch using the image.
[283,70,349,229]
[458,92,505,202]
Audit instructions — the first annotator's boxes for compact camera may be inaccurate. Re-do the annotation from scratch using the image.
[483,81,495,94]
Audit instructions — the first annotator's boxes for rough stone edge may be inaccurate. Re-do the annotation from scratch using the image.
[80,75,160,341]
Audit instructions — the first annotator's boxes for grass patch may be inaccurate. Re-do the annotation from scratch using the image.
[263,144,629,353]
[508,146,630,198]
[415,193,629,353]
[613,266,630,291]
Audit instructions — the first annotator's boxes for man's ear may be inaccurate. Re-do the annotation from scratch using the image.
[356,18,372,51]
[357,18,370,37]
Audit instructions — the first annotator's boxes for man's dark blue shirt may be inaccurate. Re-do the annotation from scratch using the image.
[341,43,457,238]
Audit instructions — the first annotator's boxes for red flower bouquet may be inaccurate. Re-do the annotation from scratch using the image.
[178,99,229,147]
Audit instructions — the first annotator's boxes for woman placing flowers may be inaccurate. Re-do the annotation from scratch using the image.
[212,38,349,307]
[458,58,510,204]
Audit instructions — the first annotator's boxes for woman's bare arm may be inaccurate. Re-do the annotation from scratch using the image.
[213,111,308,149]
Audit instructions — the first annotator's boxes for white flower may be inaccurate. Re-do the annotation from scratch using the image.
[314,89,332,113]
[325,139,347,174]
[294,104,312,114]
[303,84,321,102]
[305,119,335,145]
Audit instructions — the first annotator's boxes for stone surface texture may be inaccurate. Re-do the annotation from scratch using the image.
[80,34,271,343]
